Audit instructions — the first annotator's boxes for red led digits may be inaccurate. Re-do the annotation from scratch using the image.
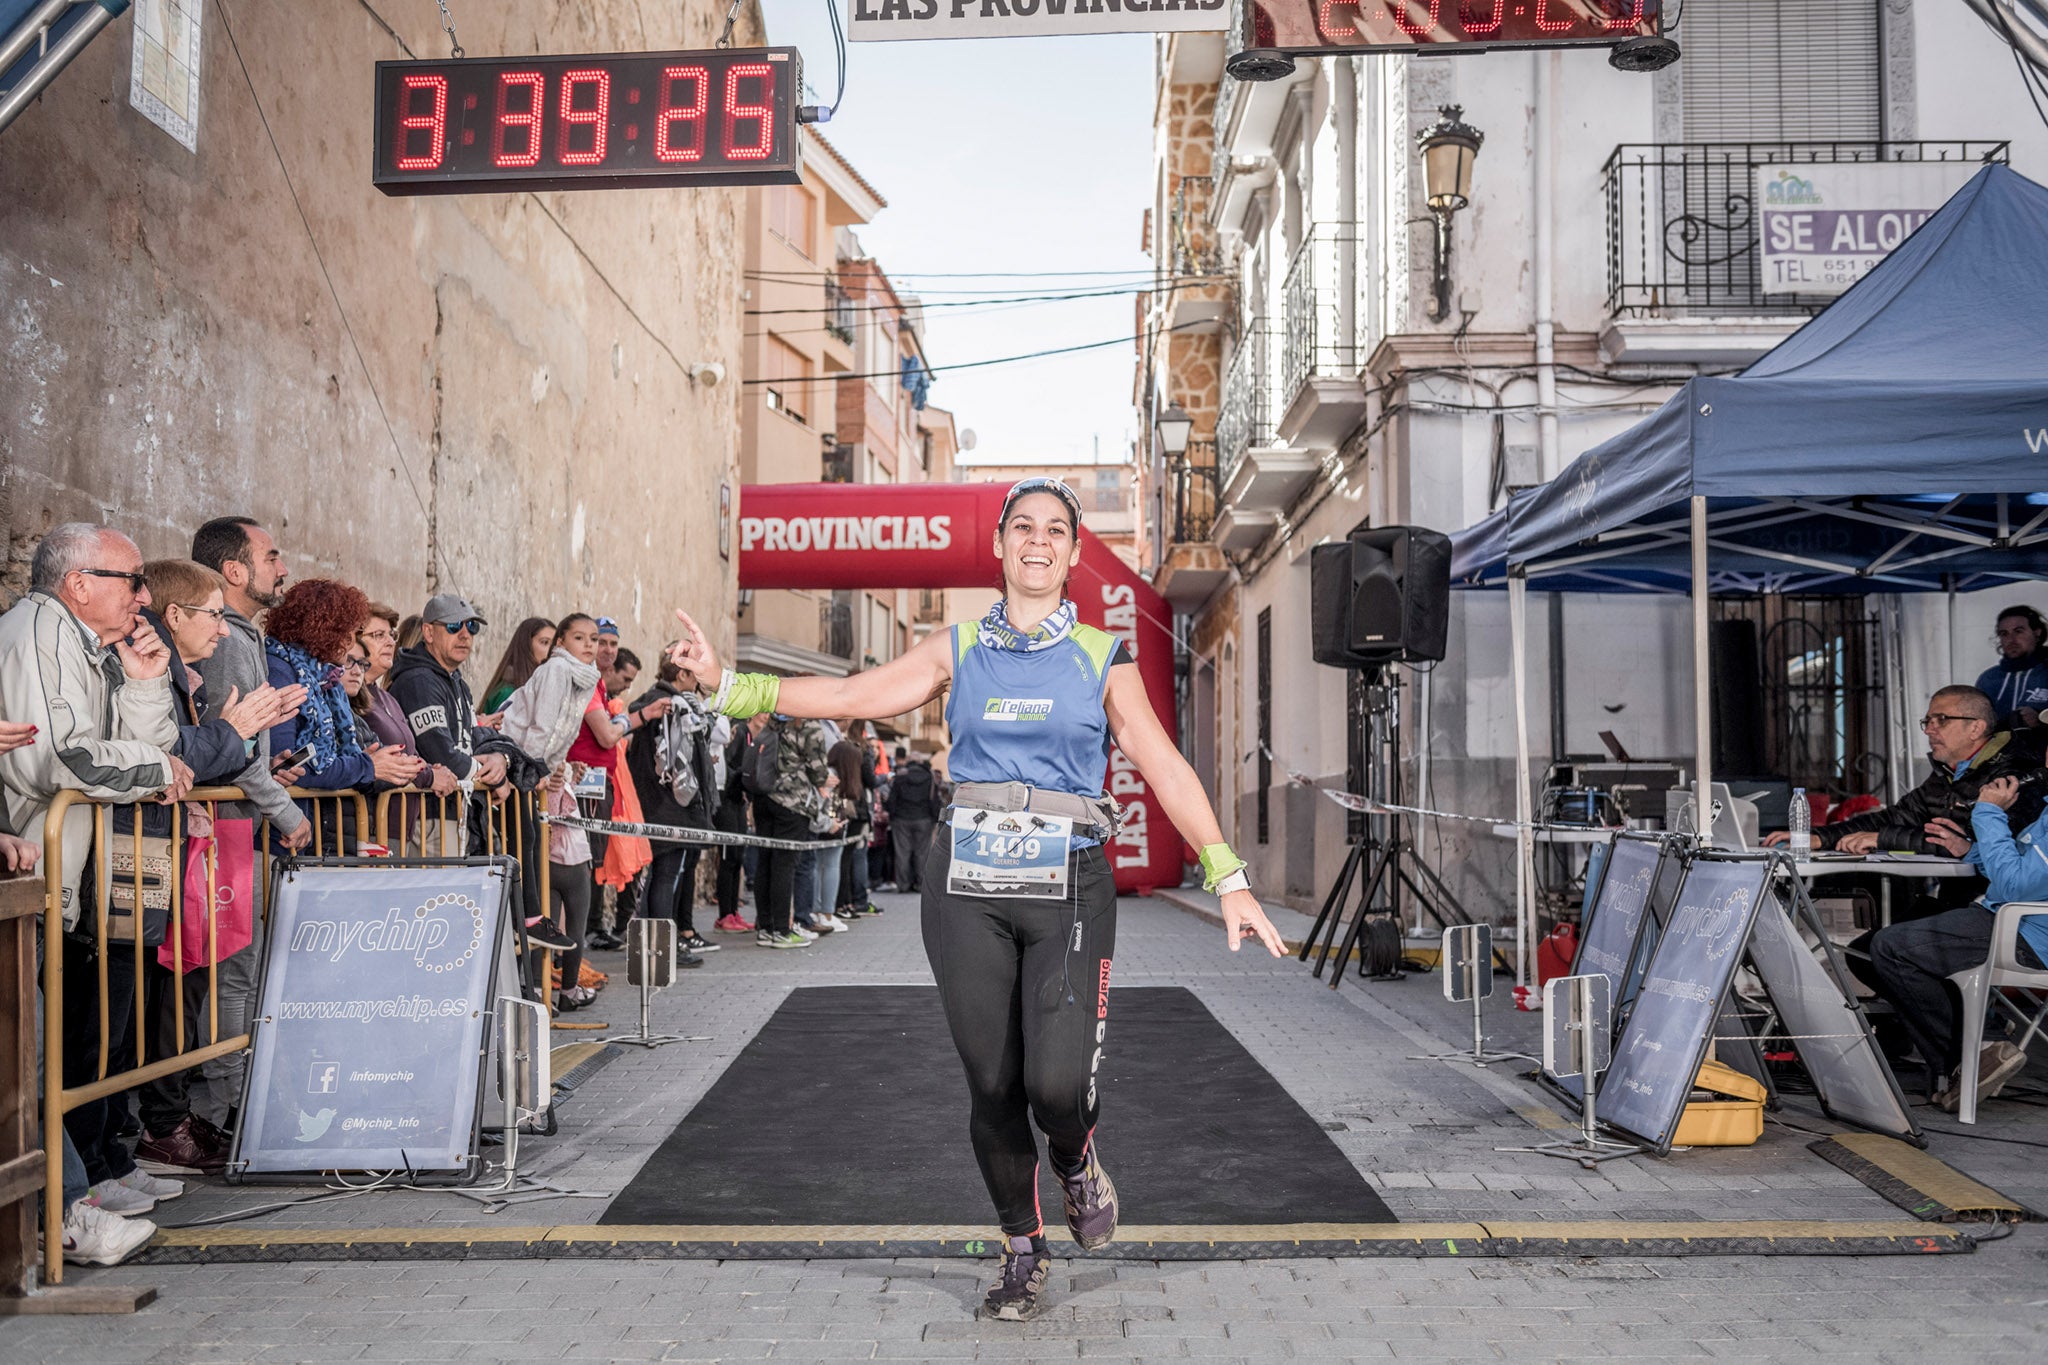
[394,73,448,171]
[1533,0,1575,32]
[723,62,774,162]
[1316,0,1357,38]
[1389,0,1441,38]
[1603,0,1646,30]
[1457,0,1504,33]
[654,65,709,162]
[558,68,611,166]
[493,71,544,169]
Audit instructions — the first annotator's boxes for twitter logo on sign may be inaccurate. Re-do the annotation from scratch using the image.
[296,1108,337,1142]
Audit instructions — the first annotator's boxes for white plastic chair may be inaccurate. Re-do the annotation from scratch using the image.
[1948,901,2048,1124]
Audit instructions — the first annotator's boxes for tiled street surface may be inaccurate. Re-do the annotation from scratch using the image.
[12,886,2048,1362]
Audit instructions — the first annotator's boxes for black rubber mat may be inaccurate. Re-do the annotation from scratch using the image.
[600,984,1396,1228]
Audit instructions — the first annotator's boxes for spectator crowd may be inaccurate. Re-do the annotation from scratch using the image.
[0,518,946,1270]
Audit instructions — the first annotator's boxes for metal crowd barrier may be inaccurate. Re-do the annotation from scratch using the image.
[32,782,546,1285]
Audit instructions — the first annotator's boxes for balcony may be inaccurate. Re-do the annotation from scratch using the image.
[824,280,857,347]
[1153,438,1231,609]
[819,593,853,660]
[1602,141,2008,364]
[1216,324,1314,540]
[1165,175,1230,333]
[1278,225,1368,450]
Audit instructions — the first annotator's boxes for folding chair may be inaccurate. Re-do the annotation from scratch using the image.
[1948,901,2048,1125]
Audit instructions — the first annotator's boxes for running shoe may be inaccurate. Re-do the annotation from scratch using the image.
[83,1179,155,1217]
[62,1202,155,1266]
[790,922,821,941]
[817,913,851,931]
[679,949,705,968]
[1056,1143,1119,1251]
[978,1233,1052,1321]
[758,930,810,949]
[117,1169,184,1202]
[586,929,625,951]
[681,932,719,953]
[524,918,576,951]
[714,914,756,933]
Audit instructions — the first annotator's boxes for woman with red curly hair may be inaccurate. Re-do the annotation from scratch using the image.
[263,580,422,818]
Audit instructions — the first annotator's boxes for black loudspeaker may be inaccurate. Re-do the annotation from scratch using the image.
[1311,525,1452,668]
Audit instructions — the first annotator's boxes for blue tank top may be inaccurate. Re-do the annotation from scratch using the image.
[944,621,1121,799]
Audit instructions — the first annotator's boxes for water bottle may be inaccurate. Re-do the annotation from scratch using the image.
[1788,787,1811,857]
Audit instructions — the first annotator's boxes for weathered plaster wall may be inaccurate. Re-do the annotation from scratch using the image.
[1,0,757,660]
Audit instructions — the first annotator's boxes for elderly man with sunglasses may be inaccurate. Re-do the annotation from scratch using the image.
[0,523,188,925]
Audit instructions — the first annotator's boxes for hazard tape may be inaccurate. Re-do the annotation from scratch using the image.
[542,812,867,852]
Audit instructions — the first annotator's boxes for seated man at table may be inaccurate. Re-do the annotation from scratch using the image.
[1868,767,2048,1109]
[1767,686,2044,862]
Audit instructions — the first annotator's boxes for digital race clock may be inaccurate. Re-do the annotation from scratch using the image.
[1239,0,1663,58]
[372,47,803,196]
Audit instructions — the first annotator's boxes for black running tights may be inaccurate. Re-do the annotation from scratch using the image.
[920,839,1117,1237]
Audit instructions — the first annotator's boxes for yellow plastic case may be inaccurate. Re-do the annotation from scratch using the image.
[1672,1059,1767,1147]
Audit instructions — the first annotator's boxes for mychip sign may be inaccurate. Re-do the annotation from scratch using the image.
[1756,161,1979,296]
[232,862,514,1179]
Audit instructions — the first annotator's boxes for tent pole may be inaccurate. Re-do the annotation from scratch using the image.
[1692,495,1713,847]
[1509,569,1533,989]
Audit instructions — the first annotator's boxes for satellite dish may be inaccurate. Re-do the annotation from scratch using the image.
[960,429,978,452]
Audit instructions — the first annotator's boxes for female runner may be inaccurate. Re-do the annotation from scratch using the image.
[667,476,1284,1321]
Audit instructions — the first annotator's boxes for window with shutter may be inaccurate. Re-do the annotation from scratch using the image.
[1680,0,1882,141]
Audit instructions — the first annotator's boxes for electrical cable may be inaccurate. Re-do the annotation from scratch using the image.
[747,283,1160,315]
[744,319,1208,386]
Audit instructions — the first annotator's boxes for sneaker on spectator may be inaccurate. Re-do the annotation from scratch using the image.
[682,932,718,953]
[1977,1041,2028,1103]
[62,1202,156,1266]
[714,914,756,933]
[679,948,706,967]
[117,1169,185,1202]
[759,930,810,949]
[820,913,852,931]
[790,922,820,941]
[83,1179,155,1217]
[586,928,625,951]
[135,1115,229,1175]
[524,918,576,951]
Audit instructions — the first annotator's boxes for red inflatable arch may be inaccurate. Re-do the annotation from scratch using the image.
[736,482,1182,895]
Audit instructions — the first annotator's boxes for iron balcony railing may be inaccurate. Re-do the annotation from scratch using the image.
[1217,324,1280,489]
[824,279,857,345]
[1171,175,1225,280]
[1281,224,1363,403]
[1604,141,2009,318]
[1169,437,1219,545]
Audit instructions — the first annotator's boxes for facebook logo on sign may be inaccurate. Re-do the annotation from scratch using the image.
[308,1062,339,1095]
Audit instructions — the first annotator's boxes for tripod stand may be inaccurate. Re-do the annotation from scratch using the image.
[1300,670,1496,987]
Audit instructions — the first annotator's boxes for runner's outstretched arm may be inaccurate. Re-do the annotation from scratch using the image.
[667,609,952,721]
[1102,661,1286,957]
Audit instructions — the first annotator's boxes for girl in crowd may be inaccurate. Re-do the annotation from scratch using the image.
[667,477,1282,1322]
[481,616,558,715]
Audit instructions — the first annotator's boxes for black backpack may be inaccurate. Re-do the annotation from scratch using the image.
[742,723,781,799]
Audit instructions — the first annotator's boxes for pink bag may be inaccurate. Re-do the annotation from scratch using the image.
[160,818,257,972]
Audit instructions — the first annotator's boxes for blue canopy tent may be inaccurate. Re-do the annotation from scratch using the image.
[1448,163,2048,973]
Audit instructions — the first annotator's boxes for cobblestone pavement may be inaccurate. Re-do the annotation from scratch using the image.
[14,884,2048,1363]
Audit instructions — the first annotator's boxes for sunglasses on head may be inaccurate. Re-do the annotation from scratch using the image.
[595,616,619,634]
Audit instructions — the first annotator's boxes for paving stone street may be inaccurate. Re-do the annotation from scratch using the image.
[12,888,2048,1363]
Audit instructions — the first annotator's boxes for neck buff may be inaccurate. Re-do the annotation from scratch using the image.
[264,636,356,773]
[979,598,1077,653]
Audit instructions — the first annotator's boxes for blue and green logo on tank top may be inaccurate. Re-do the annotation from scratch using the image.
[982,697,1055,723]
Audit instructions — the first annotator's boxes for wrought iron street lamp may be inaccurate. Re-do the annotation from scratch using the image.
[1155,401,1193,458]
[1415,105,1484,323]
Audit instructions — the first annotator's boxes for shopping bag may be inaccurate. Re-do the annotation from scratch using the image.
[160,818,257,972]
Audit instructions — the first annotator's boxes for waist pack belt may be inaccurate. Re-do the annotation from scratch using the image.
[949,781,1121,839]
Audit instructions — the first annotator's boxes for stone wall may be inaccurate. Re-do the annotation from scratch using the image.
[0,1,760,662]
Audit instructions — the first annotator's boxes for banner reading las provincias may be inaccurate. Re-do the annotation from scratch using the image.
[848,0,1228,42]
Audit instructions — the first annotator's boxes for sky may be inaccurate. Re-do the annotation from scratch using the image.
[761,3,1155,468]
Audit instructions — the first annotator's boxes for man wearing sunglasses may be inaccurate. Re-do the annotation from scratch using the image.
[386,595,510,842]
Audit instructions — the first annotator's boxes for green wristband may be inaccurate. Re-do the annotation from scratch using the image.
[1198,843,1247,893]
[719,672,781,719]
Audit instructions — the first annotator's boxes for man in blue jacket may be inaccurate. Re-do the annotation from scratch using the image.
[1975,606,2048,730]
[1869,767,2048,1110]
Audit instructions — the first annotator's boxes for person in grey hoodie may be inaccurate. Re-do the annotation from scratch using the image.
[186,516,309,1132]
